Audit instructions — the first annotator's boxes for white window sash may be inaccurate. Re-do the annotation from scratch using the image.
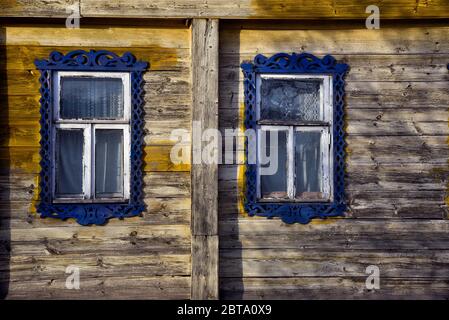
[256,74,333,202]
[52,123,91,201]
[257,125,290,199]
[52,71,131,203]
[293,126,332,202]
[93,124,131,201]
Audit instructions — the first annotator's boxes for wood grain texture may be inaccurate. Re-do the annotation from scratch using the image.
[191,235,219,300]
[0,0,79,18]
[191,19,219,236]
[190,18,219,300]
[220,277,449,300]
[4,0,447,19]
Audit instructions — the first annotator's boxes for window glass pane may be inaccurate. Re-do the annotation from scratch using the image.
[260,130,288,199]
[294,131,323,200]
[95,129,124,197]
[56,129,84,196]
[60,77,124,119]
[260,79,321,121]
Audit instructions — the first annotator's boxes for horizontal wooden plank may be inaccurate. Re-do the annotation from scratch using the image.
[1,45,189,72]
[77,0,449,19]
[219,192,447,219]
[4,275,190,299]
[3,254,190,279]
[0,196,191,228]
[220,277,449,300]
[1,26,190,48]
[219,249,449,278]
[2,0,449,19]
[143,172,190,198]
[2,223,189,246]
[346,136,449,164]
[219,218,449,250]
[0,0,79,18]
[220,54,449,82]
[220,27,449,54]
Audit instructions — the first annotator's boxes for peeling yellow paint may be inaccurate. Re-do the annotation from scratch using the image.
[310,216,343,225]
[344,146,352,157]
[237,164,246,216]
[237,103,247,216]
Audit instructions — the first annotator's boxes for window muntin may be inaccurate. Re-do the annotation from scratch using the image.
[52,71,131,203]
[256,74,333,202]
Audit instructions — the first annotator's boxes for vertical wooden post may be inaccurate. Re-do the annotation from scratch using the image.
[191,18,219,300]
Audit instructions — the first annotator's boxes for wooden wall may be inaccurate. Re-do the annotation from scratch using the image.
[0,17,448,300]
[218,20,449,299]
[0,22,192,299]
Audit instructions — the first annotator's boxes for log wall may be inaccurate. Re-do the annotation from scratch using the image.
[218,20,449,299]
[0,16,448,300]
[0,22,193,299]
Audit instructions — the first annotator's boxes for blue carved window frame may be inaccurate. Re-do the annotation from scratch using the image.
[34,50,148,225]
[241,53,349,224]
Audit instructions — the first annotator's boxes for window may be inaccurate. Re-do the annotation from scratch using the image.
[35,50,148,225]
[53,72,131,202]
[256,75,332,202]
[241,53,348,224]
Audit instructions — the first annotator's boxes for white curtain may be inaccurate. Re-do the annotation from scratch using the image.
[56,129,83,195]
[95,129,123,197]
[260,130,287,197]
[60,77,124,119]
[295,131,322,195]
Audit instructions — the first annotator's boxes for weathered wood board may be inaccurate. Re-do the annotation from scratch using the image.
[2,0,448,19]
[191,18,219,300]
